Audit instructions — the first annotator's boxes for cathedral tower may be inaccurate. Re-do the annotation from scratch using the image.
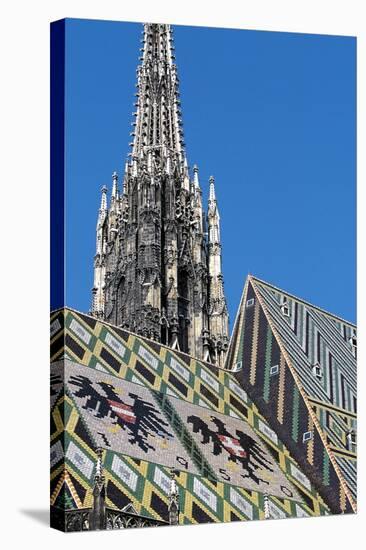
[91,23,229,365]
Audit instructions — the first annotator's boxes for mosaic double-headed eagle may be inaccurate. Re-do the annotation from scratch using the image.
[69,375,173,453]
[187,415,274,485]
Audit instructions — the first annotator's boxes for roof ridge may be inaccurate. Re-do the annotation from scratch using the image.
[224,277,248,369]
[52,306,230,372]
[249,275,356,328]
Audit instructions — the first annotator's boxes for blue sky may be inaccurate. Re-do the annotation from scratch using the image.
[65,19,356,325]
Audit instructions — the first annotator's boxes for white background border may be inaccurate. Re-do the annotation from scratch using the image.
[0,1,364,549]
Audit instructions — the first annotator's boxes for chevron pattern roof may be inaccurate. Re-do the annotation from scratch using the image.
[226,275,356,513]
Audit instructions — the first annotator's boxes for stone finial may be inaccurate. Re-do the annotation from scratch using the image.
[132,156,138,177]
[166,155,171,175]
[264,492,270,519]
[100,186,108,212]
[193,164,200,188]
[168,468,180,525]
[111,171,118,199]
[90,448,106,530]
[95,447,104,480]
[209,175,216,202]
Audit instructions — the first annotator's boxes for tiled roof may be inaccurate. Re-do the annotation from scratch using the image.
[50,307,333,523]
[226,275,357,511]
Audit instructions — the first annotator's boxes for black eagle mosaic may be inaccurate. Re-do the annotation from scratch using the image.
[52,359,302,501]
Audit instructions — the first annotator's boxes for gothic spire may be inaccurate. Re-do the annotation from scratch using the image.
[92,23,229,364]
[131,24,186,171]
